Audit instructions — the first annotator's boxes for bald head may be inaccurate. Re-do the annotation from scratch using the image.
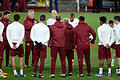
[51,10,57,19]
[63,18,69,24]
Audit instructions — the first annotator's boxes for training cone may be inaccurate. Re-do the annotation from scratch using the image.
[90,43,95,46]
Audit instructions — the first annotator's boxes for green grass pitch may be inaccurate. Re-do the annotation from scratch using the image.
[1,12,120,80]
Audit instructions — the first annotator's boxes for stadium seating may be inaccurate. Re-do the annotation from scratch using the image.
[58,0,77,11]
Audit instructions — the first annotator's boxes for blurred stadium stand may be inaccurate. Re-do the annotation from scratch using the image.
[102,0,120,11]
[0,0,120,12]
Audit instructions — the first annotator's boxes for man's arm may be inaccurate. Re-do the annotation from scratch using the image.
[89,26,96,43]
[0,23,4,37]
[117,28,120,40]
[6,26,13,48]
[16,26,25,48]
[48,26,53,47]
[109,29,115,46]
[73,27,78,46]
[23,20,27,29]
[42,27,50,45]
[105,29,111,48]
[98,28,106,46]
[30,25,35,43]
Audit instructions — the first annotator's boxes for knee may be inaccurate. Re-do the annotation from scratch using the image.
[51,58,56,62]
[0,56,3,60]
[100,60,104,64]
[61,59,65,63]
[78,58,83,62]
[41,59,45,63]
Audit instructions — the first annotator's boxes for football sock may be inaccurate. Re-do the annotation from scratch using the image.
[0,69,2,74]
[72,59,74,62]
[20,70,23,75]
[99,68,103,74]
[39,74,42,75]
[108,68,111,74]
[13,70,17,75]
[111,59,115,63]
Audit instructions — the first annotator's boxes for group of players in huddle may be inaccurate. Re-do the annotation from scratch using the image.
[0,9,120,78]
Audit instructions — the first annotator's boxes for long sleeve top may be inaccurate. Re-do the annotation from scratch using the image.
[30,23,50,46]
[6,22,25,49]
[0,22,4,42]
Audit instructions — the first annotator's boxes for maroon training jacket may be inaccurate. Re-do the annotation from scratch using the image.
[73,21,96,49]
[50,21,66,47]
[1,17,12,41]
[65,23,73,49]
[23,16,38,42]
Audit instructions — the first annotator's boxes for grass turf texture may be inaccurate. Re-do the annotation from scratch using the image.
[1,12,120,80]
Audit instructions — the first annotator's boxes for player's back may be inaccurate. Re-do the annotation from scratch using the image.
[7,22,24,41]
[74,21,92,49]
[50,21,66,47]
[65,23,73,49]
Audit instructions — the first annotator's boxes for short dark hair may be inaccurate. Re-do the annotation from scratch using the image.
[56,15,61,21]
[0,12,2,17]
[114,16,120,21]
[109,20,114,24]
[79,16,85,21]
[99,16,107,23]
[3,10,10,15]
[14,14,20,21]
[40,15,46,21]
[70,13,75,17]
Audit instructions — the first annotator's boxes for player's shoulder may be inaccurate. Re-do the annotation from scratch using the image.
[74,18,79,22]
[47,18,55,22]
[47,18,55,24]
[23,16,27,21]
[7,23,13,29]
[106,24,112,29]
[98,25,103,30]
[8,22,13,26]
[37,23,46,27]
[19,23,24,28]
[32,23,38,28]
[73,25,79,31]
[0,22,4,26]
[117,24,120,29]
[47,18,53,22]
[75,18,79,21]
[113,24,118,30]
[116,24,120,27]
[41,23,48,28]
[100,24,107,28]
